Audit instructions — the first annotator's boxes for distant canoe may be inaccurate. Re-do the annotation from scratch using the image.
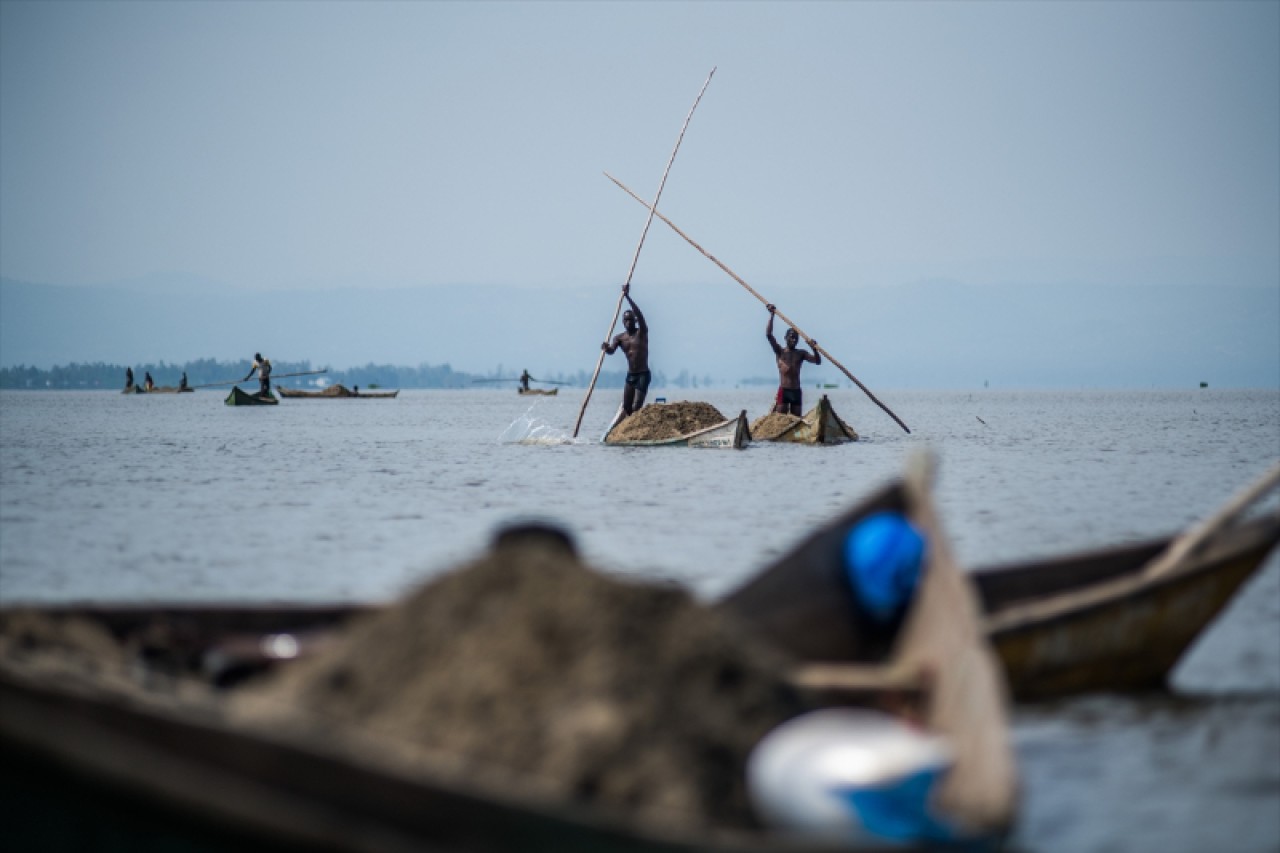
[224,387,278,406]
[753,395,858,444]
[517,387,558,396]
[124,385,192,394]
[277,385,399,399]
[606,410,749,449]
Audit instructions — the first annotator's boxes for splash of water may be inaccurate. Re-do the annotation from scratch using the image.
[498,403,579,445]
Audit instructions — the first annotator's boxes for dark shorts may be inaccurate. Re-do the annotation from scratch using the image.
[625,370,651,395]
[776,387,802,409]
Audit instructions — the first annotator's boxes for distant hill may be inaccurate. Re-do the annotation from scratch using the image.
[2,277,1276,389]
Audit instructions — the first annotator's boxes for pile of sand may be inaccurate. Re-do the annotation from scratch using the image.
[749,412,802,441]
[233,525,807,831]
[606,402,727,443]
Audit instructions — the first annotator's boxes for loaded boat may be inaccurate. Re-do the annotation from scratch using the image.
[277,385,399,399]
[224,387,278,406]
[0,455,1017,851]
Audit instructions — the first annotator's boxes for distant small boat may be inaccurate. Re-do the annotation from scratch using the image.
[277,385,399,399]
[753,395,857,445]
[224,387,278,406]
[517,387,557,396]
[144,386,193,394]
[605,410,750,449]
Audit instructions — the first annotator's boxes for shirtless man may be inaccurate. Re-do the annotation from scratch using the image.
[243,353,272,396]
[766,304,820,416]
[601,285,650,417]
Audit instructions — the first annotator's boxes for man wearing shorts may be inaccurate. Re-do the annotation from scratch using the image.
[766,304,820,416]
[602,285,650,417]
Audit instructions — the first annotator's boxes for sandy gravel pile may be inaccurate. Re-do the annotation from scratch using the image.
[606,402,727,443]
[749,412,802,441]
[233,525,807,831]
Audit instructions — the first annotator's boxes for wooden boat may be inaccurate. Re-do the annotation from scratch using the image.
[973,462,1280,701]
[718,454,1018,842]
[0,457,1016,851]
[121,385,143,394]
[277,385,399,399]
[754,395,857,444]
[517,387,558,396]
[224,386,278,406]
[605,410,750,449]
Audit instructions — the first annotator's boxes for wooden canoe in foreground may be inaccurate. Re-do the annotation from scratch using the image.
[717,455,1019,842]
[224,387,278,406]
[277,385,399,399]
[753,395,858,444]
[605,410,750,449]
[972,462,1280,701]
[0,457,1016,852]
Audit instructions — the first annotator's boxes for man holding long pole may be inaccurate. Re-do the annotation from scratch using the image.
[766,304,819,416]
[601,284,650,418]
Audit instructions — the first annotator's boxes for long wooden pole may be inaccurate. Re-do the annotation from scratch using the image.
[191,370,329,389]
[571,68,716,438]
[604,172,911,434]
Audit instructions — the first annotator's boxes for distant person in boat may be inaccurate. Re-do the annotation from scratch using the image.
[144,372,155,391]
[766,304,820,416]
[243,353,272,395]
[353,385,359,396]
[602,284,650,417]
[125,367,134,389]
[179,372,189,391]
[520,370,531,392]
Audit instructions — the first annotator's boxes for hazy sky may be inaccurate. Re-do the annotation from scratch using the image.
[3,0,1277,296]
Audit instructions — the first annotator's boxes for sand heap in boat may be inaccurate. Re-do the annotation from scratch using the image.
[233,526,806,831]
[606,401,727,443]
[749,412,802,441]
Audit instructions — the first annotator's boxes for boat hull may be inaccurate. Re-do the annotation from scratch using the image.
[758,395,857,444]
[606,411,749,449]
[975,513,1280,700]
[224,387,278,406]
[517,388,558,396]
[277,385,399,399]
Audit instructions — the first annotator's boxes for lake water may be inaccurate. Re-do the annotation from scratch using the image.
[2,387,1278,851]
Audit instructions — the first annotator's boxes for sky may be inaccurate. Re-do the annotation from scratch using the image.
[1,0,1277,383]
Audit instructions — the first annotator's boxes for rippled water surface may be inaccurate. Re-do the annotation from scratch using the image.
[2,387,1278,851]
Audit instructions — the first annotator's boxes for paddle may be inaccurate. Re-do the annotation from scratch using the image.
[571,68,716,438]
[191,370,328,390]
[604,172,911,434]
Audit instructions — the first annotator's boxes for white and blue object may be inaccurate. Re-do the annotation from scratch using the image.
[844,512,927,622]
[747,709,960,847]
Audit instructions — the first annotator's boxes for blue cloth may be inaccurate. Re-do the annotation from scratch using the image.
[843,512,927,622]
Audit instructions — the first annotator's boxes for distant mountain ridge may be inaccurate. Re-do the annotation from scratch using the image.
[2,277,1276,389]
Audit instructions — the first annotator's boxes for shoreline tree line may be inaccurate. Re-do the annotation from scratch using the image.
[0,360,726,391]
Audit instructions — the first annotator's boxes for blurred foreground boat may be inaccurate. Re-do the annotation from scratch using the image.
[973,461,1280,701]
[0,457,1015,851]
[224,387,278,406]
